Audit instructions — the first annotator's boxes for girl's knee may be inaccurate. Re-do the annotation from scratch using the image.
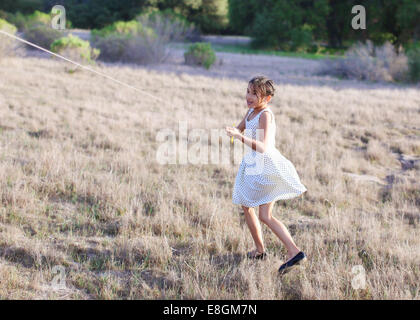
[242,206,253,214]
[258,213,271,225]
[258,203,273,224]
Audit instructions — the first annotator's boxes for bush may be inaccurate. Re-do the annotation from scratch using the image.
[26,10,51,27]
[407,48,420,83]
[22,10,65,50]
[318,41,409,82]
[51,34,100,65]
[184,42,216,69]
[290,24,318,53]
[92,11,195,64]
[92,20,162,64]
[24,24,63,49]
[137,8,198,43]
[191,0,229,34]
[4,11,26,31]
[91,20,155,40]
[0,10,7,20]
[0,18,18,59]
[3,10,72,32]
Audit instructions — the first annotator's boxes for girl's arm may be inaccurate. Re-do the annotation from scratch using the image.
[235,109,251,133]
[235,111,272,153]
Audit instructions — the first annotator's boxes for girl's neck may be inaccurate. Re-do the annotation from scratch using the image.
[253,104,269,112]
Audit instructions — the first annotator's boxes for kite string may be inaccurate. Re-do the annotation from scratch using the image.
[0,29,166,104]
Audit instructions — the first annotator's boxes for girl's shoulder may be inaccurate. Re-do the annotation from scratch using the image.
[260,106,275,118]
[258,107,275,124]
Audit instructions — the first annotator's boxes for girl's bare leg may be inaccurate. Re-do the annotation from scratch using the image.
[258,201,301,261]
[242,206,265,253]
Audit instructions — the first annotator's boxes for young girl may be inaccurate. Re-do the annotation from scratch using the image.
[225,76,308,274]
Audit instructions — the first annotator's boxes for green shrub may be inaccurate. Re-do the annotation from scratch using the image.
[5,11,26,31]
[92,12,194,64]
[51,34,100,65]
[137,8,198,42]
[91,33,131,62]
[191,0,229,34]
[24,24,62,49]
[91,20,160,64]
[0,10,7,20]
[407,48,420,83]
[3,10,72,32]
[0,18,17,33]
[22,10,65,49]
[91,20,155,40]
[26,10,51,27]
[184,42,216,69]
[91,20,159,64]
[290,24,317,53]
[0,18,18,59]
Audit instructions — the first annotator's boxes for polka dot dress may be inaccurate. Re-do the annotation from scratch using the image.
[232,107,307,208]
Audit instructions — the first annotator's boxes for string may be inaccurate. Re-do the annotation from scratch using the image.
[0,29,166,104]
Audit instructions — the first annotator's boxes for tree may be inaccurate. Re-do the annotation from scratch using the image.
[227,0,258,35]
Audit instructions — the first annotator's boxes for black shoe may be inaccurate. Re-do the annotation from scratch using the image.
[278,251,307,274]
[247,250,267,260]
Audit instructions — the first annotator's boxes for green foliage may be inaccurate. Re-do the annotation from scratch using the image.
[227,0,258,35]
[23,24,62,49]
[91,11,190,64]
[51,34,100,64]
[240,0,328,52]
[0,0,44,14]
[407,47,420,82]
[91,33,133,62]
[155,0,228,34]
[26,10,51,26]
[228,0,420,51]
[139,7,199,41]
[91,20,156,40]
[4,11,26,31]
[0,17,17,34]
[195,0,229,33]
[12,10,62,50]
[290,24,317,53]
[43,0,149,29]
[184,42,216,69]
[0,10,8,20]
[0,18,17,59]
[91,19,158,63]
[2,9,72,32]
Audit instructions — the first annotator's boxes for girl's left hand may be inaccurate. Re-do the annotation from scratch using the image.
[225,126,241,139]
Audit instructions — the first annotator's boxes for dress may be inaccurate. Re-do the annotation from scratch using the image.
[232,107,307,207]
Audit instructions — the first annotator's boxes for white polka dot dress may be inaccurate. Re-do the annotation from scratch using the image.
[232,107,307,208]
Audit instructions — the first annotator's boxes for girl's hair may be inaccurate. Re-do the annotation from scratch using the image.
[249,76,275,99]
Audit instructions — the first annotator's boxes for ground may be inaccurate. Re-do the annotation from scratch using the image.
[0,39,419,299]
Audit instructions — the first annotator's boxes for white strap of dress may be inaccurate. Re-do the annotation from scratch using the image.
[245,108,254,121]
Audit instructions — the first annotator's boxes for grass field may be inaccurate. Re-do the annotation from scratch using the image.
[0,50,419,299]
[170,41,343,60]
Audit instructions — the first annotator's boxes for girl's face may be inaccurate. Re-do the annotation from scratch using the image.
[246,83,267,108]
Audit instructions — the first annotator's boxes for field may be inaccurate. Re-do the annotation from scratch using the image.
[0,46,419,299]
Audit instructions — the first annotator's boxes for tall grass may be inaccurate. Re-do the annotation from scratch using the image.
[0,54,419,299]
[318,41,410,82]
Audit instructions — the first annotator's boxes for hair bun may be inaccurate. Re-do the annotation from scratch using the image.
[249,76,275,98]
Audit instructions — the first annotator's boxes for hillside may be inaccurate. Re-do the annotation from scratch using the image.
[0,53,419,299]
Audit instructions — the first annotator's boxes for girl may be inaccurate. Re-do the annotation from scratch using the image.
[225,76,308,274]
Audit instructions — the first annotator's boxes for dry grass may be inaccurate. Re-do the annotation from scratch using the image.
[0,53,419,300]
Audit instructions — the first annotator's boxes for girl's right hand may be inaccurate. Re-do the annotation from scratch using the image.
[225,126,241,139]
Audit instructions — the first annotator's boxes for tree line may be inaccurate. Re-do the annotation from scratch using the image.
[1,0,419,50]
